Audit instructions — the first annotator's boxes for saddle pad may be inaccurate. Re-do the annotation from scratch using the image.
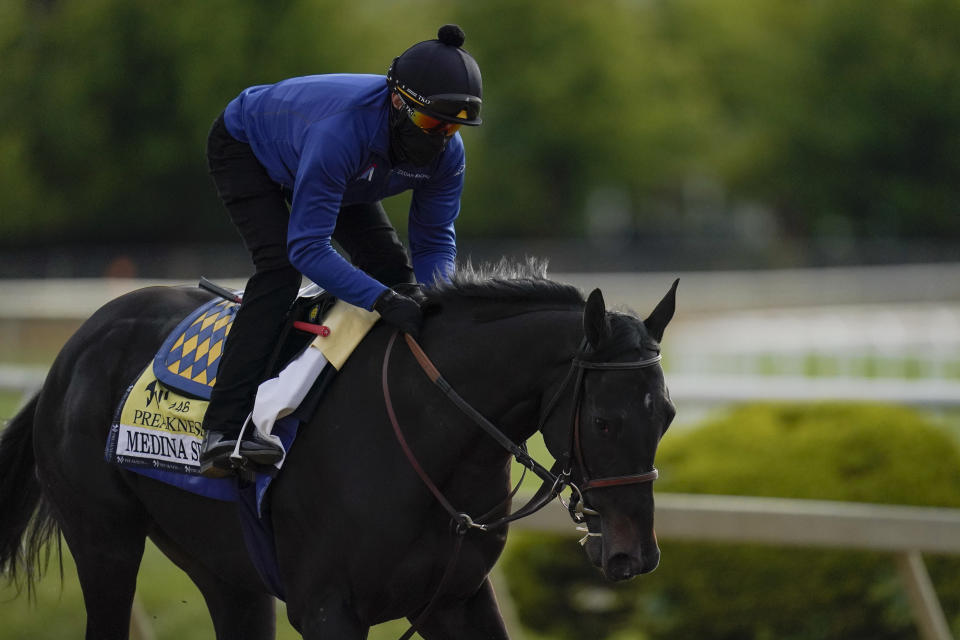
[104,361,301,504]
[108,364,211,471]
[154,297,238,399]
[108,298,378,492]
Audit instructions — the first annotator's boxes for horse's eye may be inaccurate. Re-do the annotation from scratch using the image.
[594,417,610,436]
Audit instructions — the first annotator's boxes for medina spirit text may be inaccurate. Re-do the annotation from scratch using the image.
[124,429,202,462]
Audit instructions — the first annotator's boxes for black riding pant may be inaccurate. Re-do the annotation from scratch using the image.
[202,113,413,435]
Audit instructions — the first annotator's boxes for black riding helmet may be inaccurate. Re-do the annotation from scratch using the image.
[387,24,482,126]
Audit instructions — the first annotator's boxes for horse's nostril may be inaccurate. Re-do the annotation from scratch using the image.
[607,553,641,581]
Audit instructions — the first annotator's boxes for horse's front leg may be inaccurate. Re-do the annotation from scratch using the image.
[412,577,510,640]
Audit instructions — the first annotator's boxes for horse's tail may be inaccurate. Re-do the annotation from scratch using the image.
[0,394,61,597]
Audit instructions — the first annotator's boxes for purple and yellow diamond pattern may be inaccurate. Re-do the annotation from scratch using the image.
[153,298,238,399]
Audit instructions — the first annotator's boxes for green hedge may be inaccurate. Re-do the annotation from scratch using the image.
[502,403,960,640]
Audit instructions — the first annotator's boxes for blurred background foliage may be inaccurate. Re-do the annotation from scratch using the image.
[2,0,959,257]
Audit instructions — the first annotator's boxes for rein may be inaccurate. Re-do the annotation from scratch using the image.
[383,332,664,527]
[382,332,564,534]
[382,330,662,639]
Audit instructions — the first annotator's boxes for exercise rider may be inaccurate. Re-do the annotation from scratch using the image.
[199,24,482,477]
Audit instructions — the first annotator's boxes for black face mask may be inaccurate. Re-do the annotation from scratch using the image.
[389,109,450,167]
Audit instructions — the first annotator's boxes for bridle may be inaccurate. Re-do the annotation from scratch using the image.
[567,353,662,491]
[382,331,662,640]
[383,332,662,531]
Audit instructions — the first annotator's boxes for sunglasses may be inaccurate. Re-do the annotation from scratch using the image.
[400,101,463,137]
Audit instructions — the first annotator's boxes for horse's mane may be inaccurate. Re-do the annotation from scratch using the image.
[427,258,584,309]
[426,258,656,359]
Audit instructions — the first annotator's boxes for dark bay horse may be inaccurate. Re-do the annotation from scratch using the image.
[0,261,677,639]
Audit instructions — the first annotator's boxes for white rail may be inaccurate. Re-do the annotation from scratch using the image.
[7,367,960,409]
[668,373,960,408]
[0,365,46,403]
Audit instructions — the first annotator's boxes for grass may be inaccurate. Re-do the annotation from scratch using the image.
[0,392,31,418]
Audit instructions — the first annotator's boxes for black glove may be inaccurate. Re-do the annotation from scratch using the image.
[392,282,428,306]
[373,289,423,338]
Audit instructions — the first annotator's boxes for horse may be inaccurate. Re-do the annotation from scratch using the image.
[0,260,677,639]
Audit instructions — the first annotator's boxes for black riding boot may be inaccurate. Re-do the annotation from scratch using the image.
[201,113,302,477]
[199,427,286,477]
[199,267,301,477]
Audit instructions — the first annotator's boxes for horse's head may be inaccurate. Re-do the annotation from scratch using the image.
[546,280,678,581]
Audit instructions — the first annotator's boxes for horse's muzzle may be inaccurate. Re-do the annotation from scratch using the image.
[607,548,660,580]
[582,515,660,581]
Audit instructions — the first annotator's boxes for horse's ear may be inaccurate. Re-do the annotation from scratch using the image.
[584,288,610,349]
[643,279,679,342]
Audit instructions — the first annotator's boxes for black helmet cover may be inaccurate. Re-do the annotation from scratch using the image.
[387,24,482,126]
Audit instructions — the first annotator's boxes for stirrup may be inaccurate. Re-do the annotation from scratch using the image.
[235,417,285,467]
[198,428,243,478]
[199,444,239,478]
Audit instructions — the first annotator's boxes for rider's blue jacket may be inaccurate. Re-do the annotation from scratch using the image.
[223,74,463,309]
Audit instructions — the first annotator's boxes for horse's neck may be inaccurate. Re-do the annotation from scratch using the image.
[382,306,581,517]
[436,307,582,444]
